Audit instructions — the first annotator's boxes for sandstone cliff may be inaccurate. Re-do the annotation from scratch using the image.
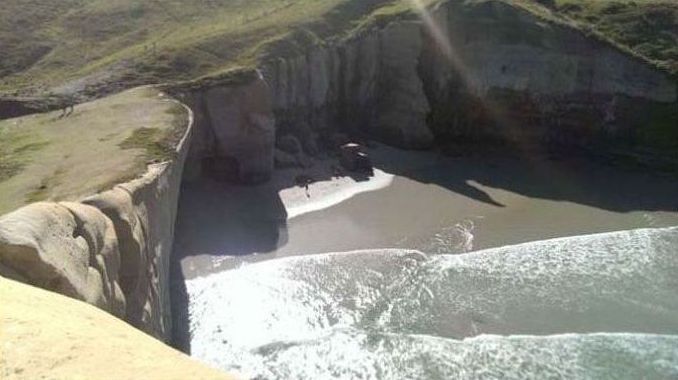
[262,20,436,151]
[261,0,677,160]
[0,277,233,380]
[178,73,276,185]
[421,1,677,153]
[0,97,193,341]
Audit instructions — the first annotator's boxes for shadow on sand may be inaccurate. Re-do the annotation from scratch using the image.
[170,177,288,353]
[171,146,678,353]
[171,165,373,353]
[372,146,678,214]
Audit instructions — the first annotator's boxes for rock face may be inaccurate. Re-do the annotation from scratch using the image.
[0,202,125,317]
[262,20,436,150]
[340,143,373,173]
[181,73,276,184]
[274,148,299,169]
[0,100,193,341]
[1,277,233,380]
[420,1,677,152]
[277,135,303,155]
[375,21,434,148]
[262,0,677,157]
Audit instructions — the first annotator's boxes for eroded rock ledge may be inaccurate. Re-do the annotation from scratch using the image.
[177,72,276,185]
[1,277,231,380]
[0,98,194,341]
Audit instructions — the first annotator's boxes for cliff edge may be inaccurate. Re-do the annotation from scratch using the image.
[0,86,194,340]
[0,277,234,380]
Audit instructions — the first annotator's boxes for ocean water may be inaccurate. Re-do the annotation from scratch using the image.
[186,227,678,379]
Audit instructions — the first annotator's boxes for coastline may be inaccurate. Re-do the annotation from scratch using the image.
[173,145,678,279]
[170,144,678,361]
[280,168,395,220]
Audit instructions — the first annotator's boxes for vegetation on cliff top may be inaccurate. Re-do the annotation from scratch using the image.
[0,87,187,214]
[550,0,677,74]
[0,0,675,99]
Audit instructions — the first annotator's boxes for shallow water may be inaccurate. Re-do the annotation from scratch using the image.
[173,150,678,378]
[186,228,678,379]
[174,149,678,275]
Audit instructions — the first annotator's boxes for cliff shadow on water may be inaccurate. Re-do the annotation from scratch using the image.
[170,175,288,353]
[170,162,378,353]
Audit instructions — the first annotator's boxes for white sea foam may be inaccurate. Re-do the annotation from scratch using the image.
[186,227,678,379]
[252,330,678,379]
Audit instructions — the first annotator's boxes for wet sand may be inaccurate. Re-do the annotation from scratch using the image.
[170,145,678,351]
[172,145,678,279]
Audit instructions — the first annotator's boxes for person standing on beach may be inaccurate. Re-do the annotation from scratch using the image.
[295,174,313,198]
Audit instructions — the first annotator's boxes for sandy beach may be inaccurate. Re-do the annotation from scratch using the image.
[172,144,678,279]
[276,166,394,220]
[170,144,678,353]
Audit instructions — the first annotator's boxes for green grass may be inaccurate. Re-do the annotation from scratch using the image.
[0,86,188,214]
[119,127,169,157]
[0,127,49,182]
[0,0,405,96]
[1,0,673,98]
[26,168,64,203]
[118,105,190,164]
[492,1,676,75]
[552,0,677,74]
[118,122,182,162]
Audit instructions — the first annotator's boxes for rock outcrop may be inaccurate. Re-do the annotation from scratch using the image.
[1,277,233,380]
[0,99,193,341]
[262,20,435,150]
[179,72,276,184]
[261,0,677,157]
[0,202,125,317]
[420,1,677,152]
[340,143,373,173]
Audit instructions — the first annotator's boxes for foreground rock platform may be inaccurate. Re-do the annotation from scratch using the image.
[0,277,234,380]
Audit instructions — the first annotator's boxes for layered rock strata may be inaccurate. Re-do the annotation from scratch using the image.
[261,0,677,157]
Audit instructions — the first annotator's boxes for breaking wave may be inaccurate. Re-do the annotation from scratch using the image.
[186,227,678,379]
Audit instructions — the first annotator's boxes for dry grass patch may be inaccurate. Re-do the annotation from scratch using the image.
[0,86,187,214]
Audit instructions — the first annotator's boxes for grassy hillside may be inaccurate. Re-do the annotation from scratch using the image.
[0,0,402,97]
[0,0,675,99]
[553,0,678,73]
